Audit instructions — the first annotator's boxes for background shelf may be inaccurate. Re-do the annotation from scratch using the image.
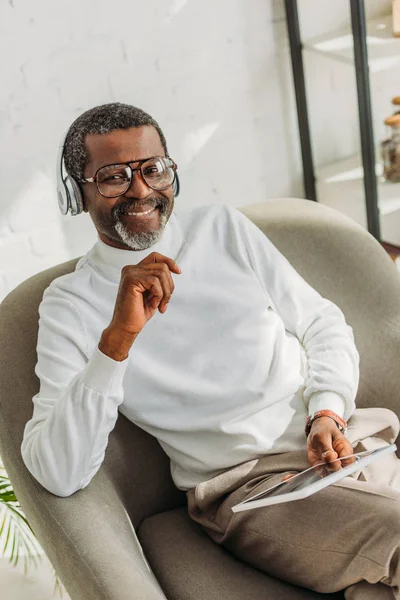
[316,152,400,245]
[303,15,400,73]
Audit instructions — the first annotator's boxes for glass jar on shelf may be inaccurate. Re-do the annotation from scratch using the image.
[381,114,400,183]
[392,96,400,114]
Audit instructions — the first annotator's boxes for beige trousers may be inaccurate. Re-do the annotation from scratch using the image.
[187,408,400,600]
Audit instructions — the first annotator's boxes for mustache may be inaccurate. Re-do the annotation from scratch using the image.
[112,196,167,220]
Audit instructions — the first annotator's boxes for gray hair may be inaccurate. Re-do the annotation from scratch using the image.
[64,102,168,180]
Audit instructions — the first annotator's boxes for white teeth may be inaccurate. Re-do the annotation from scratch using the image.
[127,207,156,216]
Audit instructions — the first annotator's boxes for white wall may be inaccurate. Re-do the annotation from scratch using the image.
[1,0,305,301]
[0,0,395,301]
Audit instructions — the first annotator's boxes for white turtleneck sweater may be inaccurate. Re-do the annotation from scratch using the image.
[20,202,360,496]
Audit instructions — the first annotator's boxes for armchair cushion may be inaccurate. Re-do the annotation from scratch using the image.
[138,507,344,600]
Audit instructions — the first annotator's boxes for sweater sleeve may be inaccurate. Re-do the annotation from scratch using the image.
[20,287,129,497]
[228,205,360,422]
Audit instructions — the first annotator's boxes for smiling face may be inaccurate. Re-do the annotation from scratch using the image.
[81,126,175,251]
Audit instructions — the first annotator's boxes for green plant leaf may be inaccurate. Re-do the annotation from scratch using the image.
[0,461,68,597]
[11,525,18,567]
[3,510,11,555]
[0,511,7,537]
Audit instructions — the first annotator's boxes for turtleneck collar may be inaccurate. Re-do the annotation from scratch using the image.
[89,210,184,277]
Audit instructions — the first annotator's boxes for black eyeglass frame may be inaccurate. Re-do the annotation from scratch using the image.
[79,156,178,198]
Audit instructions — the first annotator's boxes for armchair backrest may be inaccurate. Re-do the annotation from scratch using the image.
[241,199,400,424]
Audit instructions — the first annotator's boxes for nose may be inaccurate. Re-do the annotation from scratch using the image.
[123,169,152,199]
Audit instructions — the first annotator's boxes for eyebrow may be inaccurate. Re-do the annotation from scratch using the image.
[96,155,166,171]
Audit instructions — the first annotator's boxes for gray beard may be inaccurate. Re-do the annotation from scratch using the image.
[114,211,168,250]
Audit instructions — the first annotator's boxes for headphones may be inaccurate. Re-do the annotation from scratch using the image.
[56,129,180,216]
[57,129,84,216]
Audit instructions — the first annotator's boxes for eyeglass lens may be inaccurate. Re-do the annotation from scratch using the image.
[96,157,175,197]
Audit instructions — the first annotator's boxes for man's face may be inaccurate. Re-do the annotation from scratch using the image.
[81,126,175,251]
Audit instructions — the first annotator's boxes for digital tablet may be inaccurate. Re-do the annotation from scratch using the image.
[232,443,397,513]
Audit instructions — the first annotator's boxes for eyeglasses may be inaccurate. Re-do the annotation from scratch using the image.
[79,156,178,198]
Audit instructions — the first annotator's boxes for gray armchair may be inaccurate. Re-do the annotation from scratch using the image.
[1,198,399,600]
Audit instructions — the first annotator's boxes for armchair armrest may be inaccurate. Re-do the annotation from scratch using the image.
[5,442,167,600]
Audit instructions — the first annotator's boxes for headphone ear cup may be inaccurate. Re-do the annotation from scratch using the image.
[65,175,84,215]
[173,172,180,198]
[57,185,70,215]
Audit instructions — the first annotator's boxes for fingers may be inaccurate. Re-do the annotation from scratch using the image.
[146,276,164,309]
[321,449,341,471]
[318,433,339,465]
[140,252,181,274]
[125,253,181,315]
[308,427,340,470]
[146,263,175,312]
[113,255,182,338]
[332,435,356,466]
[308,428,356,473]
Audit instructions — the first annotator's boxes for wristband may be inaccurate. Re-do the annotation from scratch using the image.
[305,409,347,437]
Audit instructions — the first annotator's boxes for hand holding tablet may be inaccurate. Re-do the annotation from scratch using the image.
[232,444,397,513]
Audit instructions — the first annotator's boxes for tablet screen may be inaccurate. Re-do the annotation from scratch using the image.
[238,446,392,506]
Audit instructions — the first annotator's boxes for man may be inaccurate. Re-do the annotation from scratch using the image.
[21,102,400,599]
